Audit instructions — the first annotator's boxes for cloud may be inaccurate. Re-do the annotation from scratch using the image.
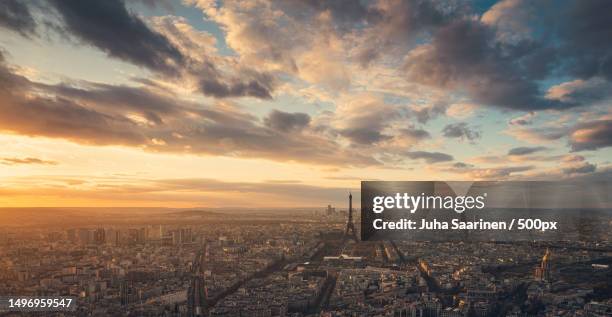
[324,175,380,181]
[263,179,302,184]
[1,157,58,165]
[546,78,612,104]
[504,125,568,144]
[509,112,536,126]
[280,0,372,28]
[187,0,354,93]
[352,0,466,66]
[561,154,585,163]
[0,61,147,145]
[405,151,453,163]
[198,73,274,99]
[446,102,478,119]
[460,152,600,180]
[399,127,430,141]
[2,1,277,100]
[48,82,185,125]
[188,0,303,72]
[507,146,547,156]
[0,0,36,36]
[569,120,612,151]
[1,175,360,207]
[0,95,147,145]
[15,0,612,109]
[562,162,596,175]
[3,0,612,177]
[505,116,612,152]
[383,1,612,113]
[440,160,536,180]
[148,15,218,62]
[403,19,565,111]
[0,55,377,167]
[555,154,597,176]
[410,100,448,124]
[339,128,390,145]
[48,0,184,75]
[461,165,534,180]
[185,0,461,95]
[150,15,277,99]
[190,0,461,76]
[332,94,399,145]
[471,153,565,164]
[442,122,480,141]
[264,110,310,132]
[144,177,359,204]
[452,162,473,169]
[557,1,612,81]
[481,0,537,44]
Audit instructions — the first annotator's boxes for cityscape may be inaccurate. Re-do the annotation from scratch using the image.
[1,0,612,316]
[1,195,610,316]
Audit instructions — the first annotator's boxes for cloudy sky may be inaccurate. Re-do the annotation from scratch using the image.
[0,0,610,207]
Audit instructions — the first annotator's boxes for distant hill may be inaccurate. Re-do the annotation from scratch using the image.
[170,209,225,217]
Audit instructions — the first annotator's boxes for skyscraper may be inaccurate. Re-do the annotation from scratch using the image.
[534,248,551,282]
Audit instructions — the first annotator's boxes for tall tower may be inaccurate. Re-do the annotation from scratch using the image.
[343,192,359,242]
[534,248,551,282]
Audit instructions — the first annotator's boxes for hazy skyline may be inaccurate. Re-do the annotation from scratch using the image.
[0,0,611,207]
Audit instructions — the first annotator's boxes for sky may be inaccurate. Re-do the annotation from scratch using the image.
[0,0,610,208]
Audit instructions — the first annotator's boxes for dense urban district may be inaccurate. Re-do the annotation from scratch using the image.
[0,200,610,317]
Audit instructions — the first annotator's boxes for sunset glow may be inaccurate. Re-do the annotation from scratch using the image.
[0,0,610,207]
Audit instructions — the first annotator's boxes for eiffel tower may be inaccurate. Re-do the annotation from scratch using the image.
[343,192,359,242]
